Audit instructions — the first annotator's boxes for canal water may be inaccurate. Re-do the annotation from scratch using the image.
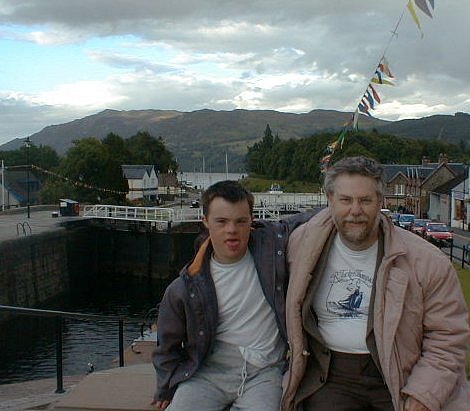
[0,273,171,385]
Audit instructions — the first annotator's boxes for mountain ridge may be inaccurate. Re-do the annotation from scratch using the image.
[1,108,468,172]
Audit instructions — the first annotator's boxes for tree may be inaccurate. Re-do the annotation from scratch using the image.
[126,131,178,173]
[57,138,126,203]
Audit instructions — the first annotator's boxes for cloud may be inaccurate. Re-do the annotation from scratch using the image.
[0,0,469,145]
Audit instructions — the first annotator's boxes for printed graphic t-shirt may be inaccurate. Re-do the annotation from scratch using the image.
[312,234,378,353]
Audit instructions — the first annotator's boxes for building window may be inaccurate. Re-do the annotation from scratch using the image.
[395,184,404,196]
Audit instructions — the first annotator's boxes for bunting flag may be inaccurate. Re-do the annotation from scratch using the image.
[369,84,381,104]
[365,90,375,110]
[378,57,394,78]
[352,109,359,130]
[318,1,436,173]
[31,164,127,195]
[320,117,353,173]
[358,102,372,116]
[414,0,434,18]
[407,0,424,37]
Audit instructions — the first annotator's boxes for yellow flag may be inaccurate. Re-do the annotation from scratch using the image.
[407,0,424,37]
[371,78,394,86]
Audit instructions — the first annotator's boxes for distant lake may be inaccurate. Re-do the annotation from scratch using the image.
[179,172,247,190]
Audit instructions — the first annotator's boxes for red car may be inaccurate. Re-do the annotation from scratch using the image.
[410,219,431,236]
[424,222,453,247]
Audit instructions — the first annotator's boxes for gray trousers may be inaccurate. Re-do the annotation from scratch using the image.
[167,340,283,411]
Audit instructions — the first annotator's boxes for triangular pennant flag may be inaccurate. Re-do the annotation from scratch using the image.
[414,0,433,18]
[361,98,370,111]
[353,109,359,130]
[407,0,424,37]
[369,84,381,103]
[378,57,394,78]
[320,154,332,164]
[326,141,338,153]
[365,90,375,109]
[337,128,347,148]
[371,77,394,86]
[374,70,383,84]
[358,102,372,116]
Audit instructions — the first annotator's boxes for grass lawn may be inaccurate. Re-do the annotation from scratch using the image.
[455,265,470,379]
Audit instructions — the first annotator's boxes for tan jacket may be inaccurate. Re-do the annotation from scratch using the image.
[281,208,470,411]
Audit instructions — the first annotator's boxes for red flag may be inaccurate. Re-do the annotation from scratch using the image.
[369,84,381,103]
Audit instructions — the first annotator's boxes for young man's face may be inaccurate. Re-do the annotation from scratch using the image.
[327,173,382,251]
[202,197,253,264]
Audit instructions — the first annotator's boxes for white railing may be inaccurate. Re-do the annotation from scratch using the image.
[253,206,280,220]
[82,200,315,224]
[82,204,173,222]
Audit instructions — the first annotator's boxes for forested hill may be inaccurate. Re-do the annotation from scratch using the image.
[1,108,469,172]
[246,129,470,185]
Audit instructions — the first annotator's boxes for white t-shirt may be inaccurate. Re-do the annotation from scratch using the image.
[210,250,284,367]
[312,234,378,353]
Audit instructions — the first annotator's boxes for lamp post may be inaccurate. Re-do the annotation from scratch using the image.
[24,137,31,218]
[180,172,183,209]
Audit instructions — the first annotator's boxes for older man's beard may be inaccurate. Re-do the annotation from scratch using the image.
[337,216,379,244]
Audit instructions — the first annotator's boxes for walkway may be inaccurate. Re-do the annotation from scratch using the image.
[0,207,77,242]
[0,340,157,411]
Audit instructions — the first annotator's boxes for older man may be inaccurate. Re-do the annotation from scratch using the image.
[282,156,470,411]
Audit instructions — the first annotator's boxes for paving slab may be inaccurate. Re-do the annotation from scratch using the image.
[52,364,155,411]
[0,375,83,411]
[0,208,85,242]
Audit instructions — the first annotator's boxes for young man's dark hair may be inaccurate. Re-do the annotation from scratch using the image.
[201,180,254,216]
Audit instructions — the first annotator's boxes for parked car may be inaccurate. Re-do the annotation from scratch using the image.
[398,214,415,229]
[410,219,431,236]
[424,222,454,247]
[391,213,400,226]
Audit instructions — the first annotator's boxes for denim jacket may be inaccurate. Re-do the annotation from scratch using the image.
[153,213,313,401]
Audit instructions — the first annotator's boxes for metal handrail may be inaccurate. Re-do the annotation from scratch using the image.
[0,304,154,394]
[16,221,32,236]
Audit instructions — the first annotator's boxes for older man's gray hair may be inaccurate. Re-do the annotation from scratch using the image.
[323,156,385,198]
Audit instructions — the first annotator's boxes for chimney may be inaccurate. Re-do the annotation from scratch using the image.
[438,153,448,164]
[421,156,430,165]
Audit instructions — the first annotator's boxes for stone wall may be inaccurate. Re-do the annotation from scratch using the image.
[0,229,69,309]
[0,224,199,320]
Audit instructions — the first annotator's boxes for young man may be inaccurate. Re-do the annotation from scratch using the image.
[282,156,470,411]
[153,180,311,411]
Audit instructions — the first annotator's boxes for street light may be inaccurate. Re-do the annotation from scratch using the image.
[180,172,183,209]
[24,136,31,218]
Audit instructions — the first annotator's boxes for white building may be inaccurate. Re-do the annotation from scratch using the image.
[451,171,469,230]
[121,165,158,202]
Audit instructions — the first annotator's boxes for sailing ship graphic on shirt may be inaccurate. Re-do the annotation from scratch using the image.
[325,269,372,318]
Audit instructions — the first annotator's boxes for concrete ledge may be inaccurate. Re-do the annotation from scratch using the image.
[52,364,155,411]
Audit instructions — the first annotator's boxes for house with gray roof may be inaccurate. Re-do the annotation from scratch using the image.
[121,165,158,203]
[382,154,467,219]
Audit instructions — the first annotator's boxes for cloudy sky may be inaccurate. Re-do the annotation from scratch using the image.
[0,0,468,146]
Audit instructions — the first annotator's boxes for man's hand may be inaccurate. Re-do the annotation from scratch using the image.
[151,399,171,410]
[404,396,430,411]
